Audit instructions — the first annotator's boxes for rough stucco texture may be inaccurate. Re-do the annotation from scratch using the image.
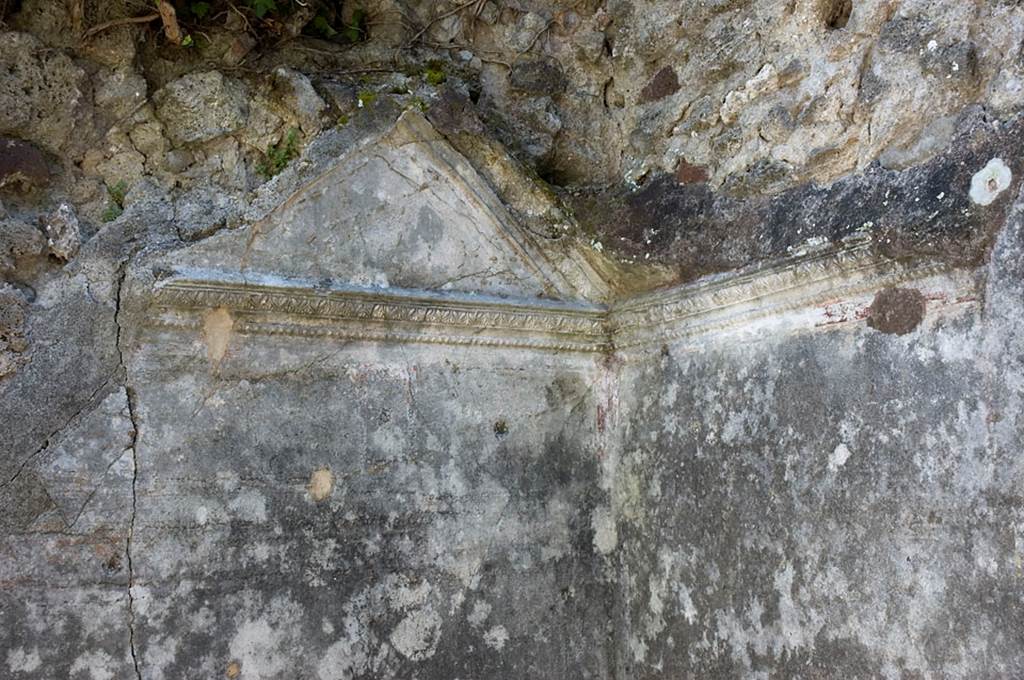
[3,153,1024,679]
[124,342,613,680]
[614,194,1024,678]
[4,334,615,678]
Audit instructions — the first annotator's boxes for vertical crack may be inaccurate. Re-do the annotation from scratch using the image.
[124,388,141,680]
[115,261,143,680]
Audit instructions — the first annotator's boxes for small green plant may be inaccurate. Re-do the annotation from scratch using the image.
[190,2,211,19]
[342,8,367,43]
[337,114,350,126]
[312,15,337,38]
[257,128,300,178]
[246,0,277,18]
[424,61,446,86]
[101,180,128,223]
[357,90,377,108]
[101,205,121,222]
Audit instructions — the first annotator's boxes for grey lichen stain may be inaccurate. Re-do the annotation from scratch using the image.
[389,605,443,660]
[866,287,926,335]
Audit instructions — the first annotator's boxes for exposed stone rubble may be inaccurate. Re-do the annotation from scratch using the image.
[1,1,1024,678]
[43,204,81,262]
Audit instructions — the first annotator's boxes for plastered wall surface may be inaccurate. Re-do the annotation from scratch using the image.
[3,109,1023,679]
[614,195,1024,678]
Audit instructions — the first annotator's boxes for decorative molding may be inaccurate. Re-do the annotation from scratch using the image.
[146,246,975,354]
[147,273,611,353]
[609,243,973,352]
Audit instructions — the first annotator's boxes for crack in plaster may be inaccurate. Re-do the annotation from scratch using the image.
[115,262,143,680]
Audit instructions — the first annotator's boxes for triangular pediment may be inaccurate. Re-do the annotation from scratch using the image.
[161,111,605,303]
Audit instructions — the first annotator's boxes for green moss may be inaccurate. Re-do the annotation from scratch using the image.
[424,61,447,86]
[357,90,377,108]
[107,180,127,206]
[101,180,128,223]
[100,205,122,223]
[257,127,301,178]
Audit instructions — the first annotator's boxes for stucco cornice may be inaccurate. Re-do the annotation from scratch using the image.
[146,244,975,355]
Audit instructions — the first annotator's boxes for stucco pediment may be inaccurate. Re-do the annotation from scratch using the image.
[134,111,614,352]
[160,111,607,303]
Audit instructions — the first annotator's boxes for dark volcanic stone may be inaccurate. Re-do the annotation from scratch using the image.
[427,89,486,136]
[639,66,680,104]
[509,60,568,95]
[675,159,709,185]
[0,138,49,193]
[920,41,979,82]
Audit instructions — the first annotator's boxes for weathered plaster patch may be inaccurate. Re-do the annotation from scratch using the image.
[720,410,749,445]
[6,647,41,673]
[144,632,184,680]
[317,623,371,680]
[629,634,649,663]
[69,651,116,680]
[388,578,432,611]
[467,600,491,627]
[389,606,442,660]
[703,559,831,672]
[228,599,306,680]
[303,537,342,587]
[592,505,618,555]
[677,583,698,625]
[227,488,268,522]
[969,158,1012,206]
[613,453,648,524]
[484,625,510,651]
[316,585,389,680]
[216,469,242,492]
[421,475,568,589]
[631,546,700,661]
[829,442,852,471]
